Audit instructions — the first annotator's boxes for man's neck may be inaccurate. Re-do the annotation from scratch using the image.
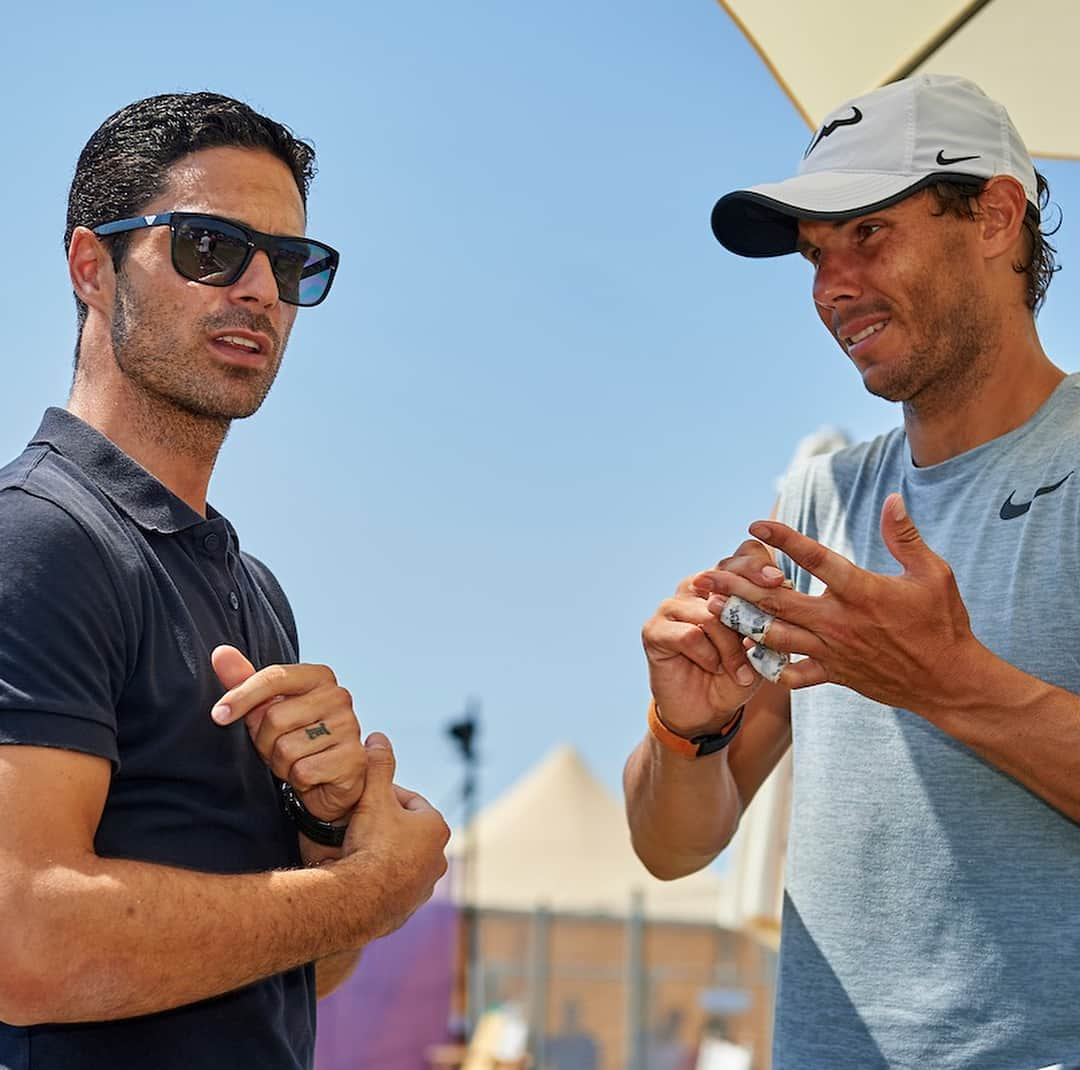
[68,379,227,517]
[903,326,1064,468]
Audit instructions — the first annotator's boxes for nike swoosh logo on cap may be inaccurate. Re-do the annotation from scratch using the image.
[999,471,1074,520]
[804,107,863,159]
[936,150,981,166]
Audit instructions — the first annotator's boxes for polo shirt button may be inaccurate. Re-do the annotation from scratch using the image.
[229,592,240,611]
[203,533,220,552]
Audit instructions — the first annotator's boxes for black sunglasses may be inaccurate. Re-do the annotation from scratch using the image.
[93,211,339,307]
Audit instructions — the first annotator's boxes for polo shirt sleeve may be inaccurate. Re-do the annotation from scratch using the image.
[0,487,129,765]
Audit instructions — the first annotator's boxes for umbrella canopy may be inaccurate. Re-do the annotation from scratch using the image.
[718,0,1080,160]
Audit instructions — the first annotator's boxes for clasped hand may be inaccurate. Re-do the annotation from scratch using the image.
[209,648,449,930]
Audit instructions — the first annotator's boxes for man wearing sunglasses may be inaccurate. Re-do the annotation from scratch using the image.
[0,93,449,1068]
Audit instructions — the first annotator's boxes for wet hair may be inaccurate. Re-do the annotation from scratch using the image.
[66,91,316,351]
[927,171,1060,314]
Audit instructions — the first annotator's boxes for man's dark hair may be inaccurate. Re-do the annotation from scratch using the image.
[928,171,1060,314]
[66,91,317,350]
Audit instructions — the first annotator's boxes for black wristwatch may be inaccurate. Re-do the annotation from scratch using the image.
[279,781,347,847]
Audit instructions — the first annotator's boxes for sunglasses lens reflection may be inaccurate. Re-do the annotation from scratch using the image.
[170,215,337,306]
[173,218,250,284]
[286,242,336,306]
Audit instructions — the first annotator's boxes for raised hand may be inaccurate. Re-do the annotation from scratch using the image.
[703,494,981,712]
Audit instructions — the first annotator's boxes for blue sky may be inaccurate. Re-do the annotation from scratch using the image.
[4,1,1079,823]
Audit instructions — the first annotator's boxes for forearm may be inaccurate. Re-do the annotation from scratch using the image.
[623,733,742,880]
[3,851,371,1026]
[296,837,364,999]
[316,948,363,999]
[925,640,1080,822]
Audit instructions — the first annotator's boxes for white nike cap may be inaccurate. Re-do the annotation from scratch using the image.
[711,73,1038,258]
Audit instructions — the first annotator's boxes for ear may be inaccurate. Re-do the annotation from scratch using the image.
[974,176,1029,262]
[68,226,116,317]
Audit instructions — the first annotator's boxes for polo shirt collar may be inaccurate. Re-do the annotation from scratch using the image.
[30,407,218,535]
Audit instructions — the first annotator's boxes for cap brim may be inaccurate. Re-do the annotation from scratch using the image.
[710,171,951,257]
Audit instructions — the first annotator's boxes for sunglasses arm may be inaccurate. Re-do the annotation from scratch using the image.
[92,214,174,238]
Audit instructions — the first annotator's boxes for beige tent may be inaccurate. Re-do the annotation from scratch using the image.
[718,0,1080,160]
[448,744,734,924]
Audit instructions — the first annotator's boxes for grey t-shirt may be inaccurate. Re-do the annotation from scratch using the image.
[772,374,1080,1070]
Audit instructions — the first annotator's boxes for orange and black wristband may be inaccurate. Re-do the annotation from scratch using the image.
[648,699,744,758]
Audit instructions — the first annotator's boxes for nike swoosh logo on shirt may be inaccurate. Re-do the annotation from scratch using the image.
[999,471,1075,520]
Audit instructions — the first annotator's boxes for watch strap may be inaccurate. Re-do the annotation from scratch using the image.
[279,780,348,847]
[648,699,744,758]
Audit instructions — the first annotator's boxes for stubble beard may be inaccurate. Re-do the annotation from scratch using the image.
[110,274,288,450]
[865,243,1000,422]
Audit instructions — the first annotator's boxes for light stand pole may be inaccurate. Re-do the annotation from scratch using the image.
[448,701,481,1034]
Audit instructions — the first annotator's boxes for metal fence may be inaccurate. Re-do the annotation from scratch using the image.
[468,901,776,1070]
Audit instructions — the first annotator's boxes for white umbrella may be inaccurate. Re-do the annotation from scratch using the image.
[717,0,1080,160]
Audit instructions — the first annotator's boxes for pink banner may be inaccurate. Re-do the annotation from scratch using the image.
[314,893,459,1070]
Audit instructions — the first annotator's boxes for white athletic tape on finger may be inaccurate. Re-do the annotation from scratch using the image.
[719,594,772,641]
[748,642,788,684]
[719,595,788,683]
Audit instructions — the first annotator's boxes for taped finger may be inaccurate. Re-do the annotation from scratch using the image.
[718,597,789,683]
[719,594,775,644]
[747,643,788,684]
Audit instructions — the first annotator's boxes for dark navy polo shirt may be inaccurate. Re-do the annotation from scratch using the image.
[0,408,315,1068]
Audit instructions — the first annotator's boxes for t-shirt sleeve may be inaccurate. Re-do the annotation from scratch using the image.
[0,487,130,764]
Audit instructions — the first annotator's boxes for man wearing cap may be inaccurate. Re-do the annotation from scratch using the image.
[625,74,1079,1067]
